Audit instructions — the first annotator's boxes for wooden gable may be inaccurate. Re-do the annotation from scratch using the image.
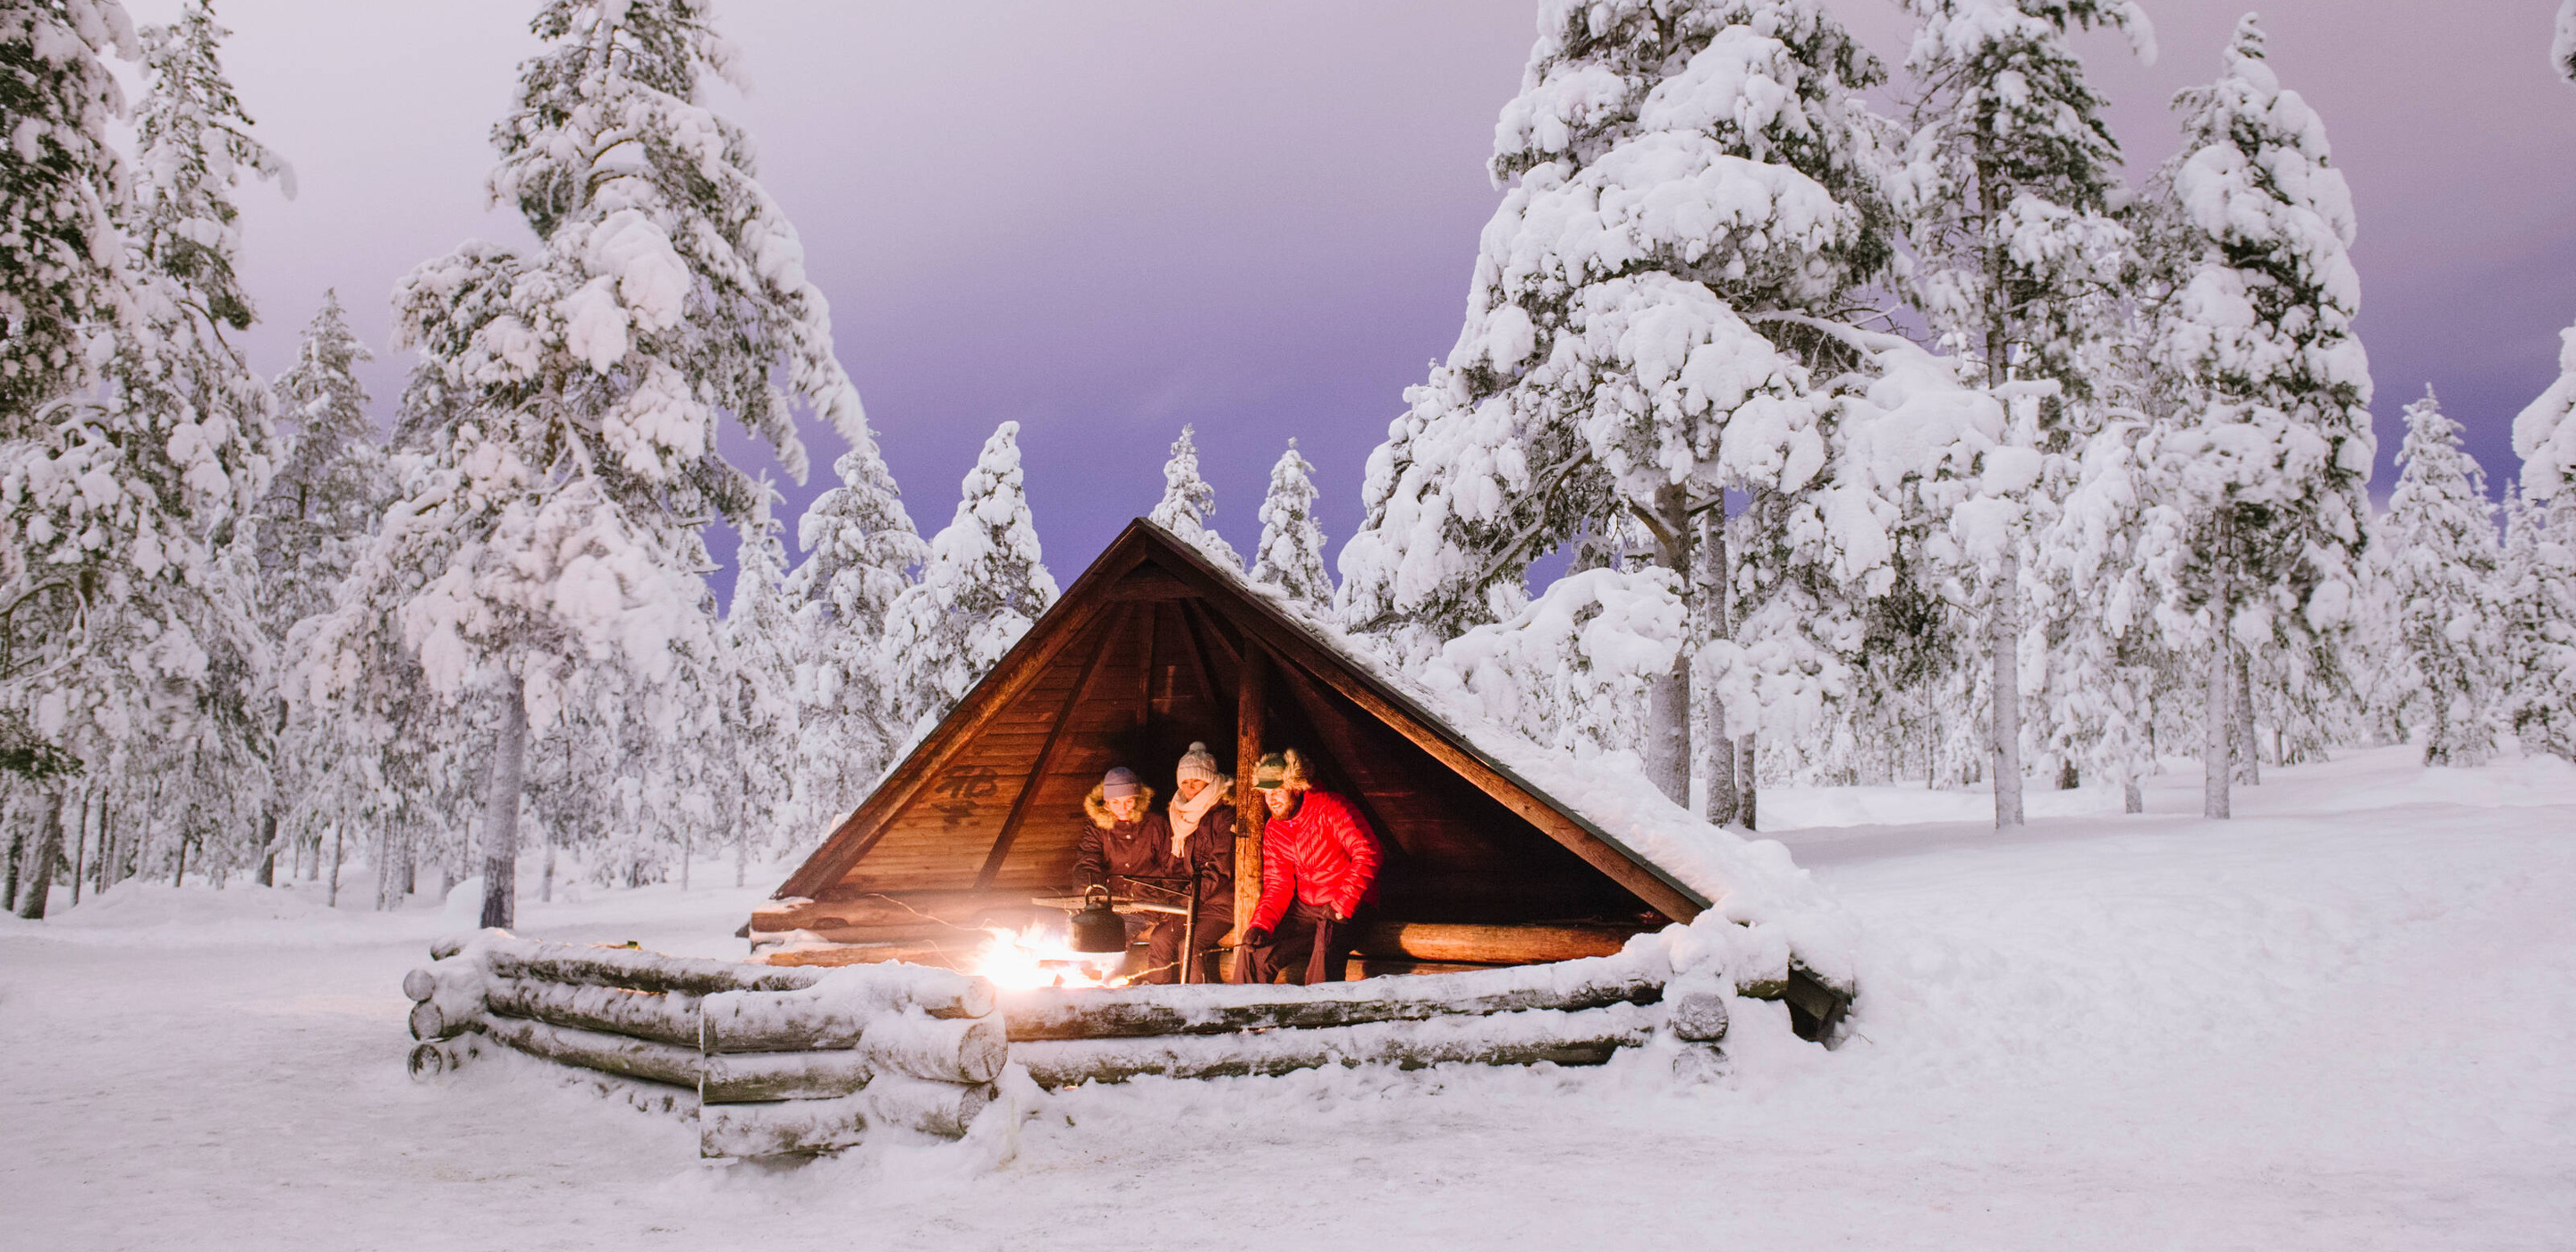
[767,520,1709,964]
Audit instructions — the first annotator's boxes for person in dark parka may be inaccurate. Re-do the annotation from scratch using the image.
[1074,766,1185,982]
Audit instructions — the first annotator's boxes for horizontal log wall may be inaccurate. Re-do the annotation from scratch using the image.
[998,954,1662,1041]
[403,934,1007,1159]
[408,934,1737,1151]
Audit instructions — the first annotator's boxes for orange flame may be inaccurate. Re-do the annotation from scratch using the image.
[968,923,1127,991]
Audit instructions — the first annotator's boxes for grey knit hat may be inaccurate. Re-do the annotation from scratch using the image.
[1101,766,1142,799]
[1175,741,1223,788]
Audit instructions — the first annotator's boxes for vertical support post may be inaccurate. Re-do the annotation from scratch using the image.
[1230,640,1267,967]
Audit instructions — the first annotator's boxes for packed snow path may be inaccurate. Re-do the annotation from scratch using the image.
[4,745,2571,1250]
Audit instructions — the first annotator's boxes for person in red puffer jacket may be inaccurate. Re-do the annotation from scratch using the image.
[1237,748,1382,984]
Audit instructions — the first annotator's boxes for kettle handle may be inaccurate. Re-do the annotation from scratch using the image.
[1084,883,1111,909]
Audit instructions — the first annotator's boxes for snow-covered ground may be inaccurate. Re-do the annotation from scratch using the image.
[4,743,2572,1250]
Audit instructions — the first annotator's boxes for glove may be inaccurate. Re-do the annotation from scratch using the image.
[1243,927,1272,948]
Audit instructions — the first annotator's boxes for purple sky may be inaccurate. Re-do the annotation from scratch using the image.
[153,0,2576,594]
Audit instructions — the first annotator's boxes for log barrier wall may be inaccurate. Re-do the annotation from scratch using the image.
[406,935,1754,1159]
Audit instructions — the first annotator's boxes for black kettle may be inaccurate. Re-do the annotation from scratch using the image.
[1069,885,1127,954]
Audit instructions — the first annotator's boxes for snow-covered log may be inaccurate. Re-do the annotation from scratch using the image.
[483,977,702,1050]
[477,937,824,998]
[404,963,488,1042]
[699,966,1000,1051]
[699,1091,869,1158]
[1000,953,1661,1041]
[475,1014,701,1090]
[697,1049,877,1104]
[696,1076,997,1158]
[863,1073,997,1139]
[1013,1002,1657,1087]
[858,1012,1010,1085]
[1665,989,1730,1044]
[697,1016,1007,1101]
[406,1038,479,1080]
[760,938,976,970]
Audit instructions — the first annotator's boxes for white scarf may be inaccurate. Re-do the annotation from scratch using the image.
[1169,783,1227,857]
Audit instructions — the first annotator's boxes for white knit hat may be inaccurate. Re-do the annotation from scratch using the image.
[1175,741,1223,788]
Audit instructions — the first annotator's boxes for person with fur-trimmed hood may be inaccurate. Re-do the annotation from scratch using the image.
[1237,748,1382,984]
[1075,766,1181,979]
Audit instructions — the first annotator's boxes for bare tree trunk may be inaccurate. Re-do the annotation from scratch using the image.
[254,808,276,887]
[2233,647,2260,786]
[481,674,530,931]
[172,833,188,887]
[375,824,397,911]
[1696,509,1737,825]
[67,788,89,906]
[5,814,22,913]
[326,825,343,906]
[2204,638,2233,820]
[1737,735,1758,831]
[17,792,64,919]
[1641,487,1692,808]
[1991,551,2026,828]
[680,827,691,892]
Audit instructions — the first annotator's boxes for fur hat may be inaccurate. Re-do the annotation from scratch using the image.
[1251,749,1311,791]
[1175,741,1223,788]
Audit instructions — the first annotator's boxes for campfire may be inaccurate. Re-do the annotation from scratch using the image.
[968,922,1127,991]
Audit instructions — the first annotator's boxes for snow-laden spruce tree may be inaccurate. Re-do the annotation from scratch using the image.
[258,291,387,634]
[2031,416,2182,811]
[1250,439,1333,613]
[311,0,871,928]
[2143,16,2375,818]
[2497,484,2576,759]
[882,422,1057,737]
[1148,425,1241,570]
[719,484,803,881]
[2381,389,2502,766]
[1337,0,1902,812]
[0,0,136,425]
[251,292,387,884]
[1895,0,2151,827]
[785,439,923,824]
[0,0,289,910]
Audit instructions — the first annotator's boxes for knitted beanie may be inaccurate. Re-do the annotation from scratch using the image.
[1175,741,1223,788]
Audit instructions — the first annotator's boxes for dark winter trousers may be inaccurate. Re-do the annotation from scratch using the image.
[1238,900,1360,985]
[1118,905,1233,985]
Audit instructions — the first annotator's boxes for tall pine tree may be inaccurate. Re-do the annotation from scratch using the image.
[785,442,924,820]
[1251,439,1333,613]
[1897,0,2151,827]
[2143,16,2374,818]
[1148,425,1240,570]
[882,422,1057,737]
[2382,389,2501,766]
[343,0,869,927]
[1338,0,1902,810]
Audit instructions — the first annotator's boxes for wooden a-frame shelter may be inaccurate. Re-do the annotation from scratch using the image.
[753,520,1716,979]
